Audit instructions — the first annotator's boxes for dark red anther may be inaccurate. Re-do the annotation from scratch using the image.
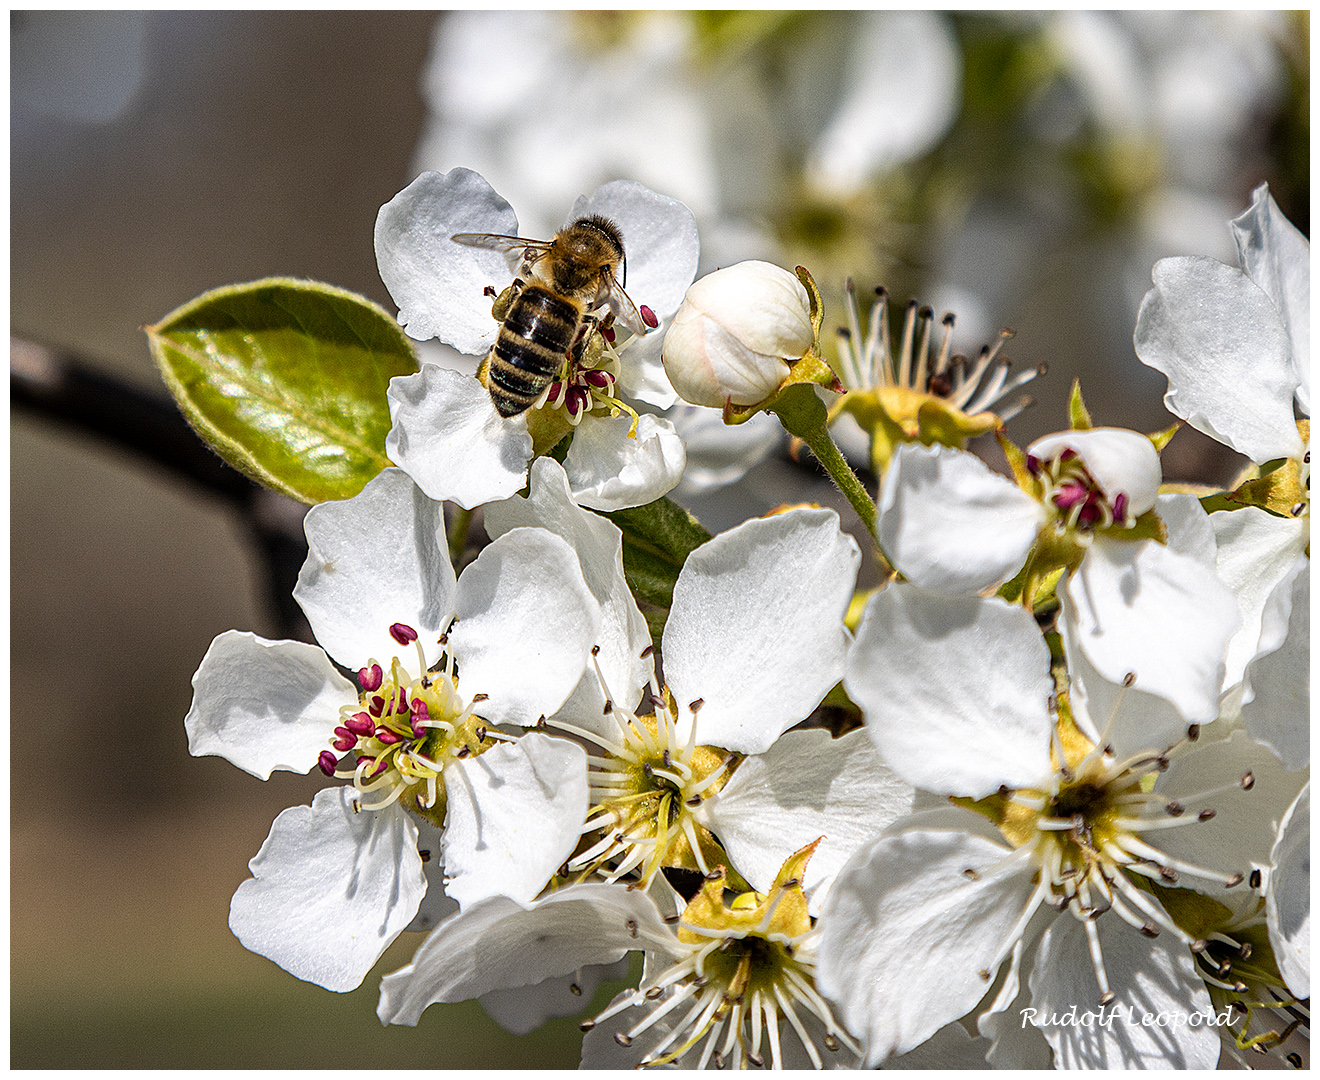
[640,305,658,329]
[1025,454,1041,476]
[375,727,402,745]
[391,623,418,646]
[318,751,339,776]
[370,695,385,717]
[567,386,588,418]
[584,369,613,389]
[601,325,616,343]
[347,712,375,736]
[1077,496,1103,528]
[358,664,383,691]
[332,728,357,752]
[410,698,430,736]
[1112,492,1129,521]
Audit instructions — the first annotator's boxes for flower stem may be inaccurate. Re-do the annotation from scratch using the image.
[770,384,878,540]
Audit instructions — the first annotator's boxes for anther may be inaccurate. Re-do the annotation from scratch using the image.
[614,1032,633,1047]
[748,1051,764,1068]
[358,664,383,691]
[602,700,613,714]
[1239,942,1252,960]
[626,919,638,938]
[591,644,601,656]
[686,796,702,806]
[645,986,664,1000]
[318,751,338,776]
[1122,671,1136,687]
[1197,808,1216,822]
[712,1050,725,1070]
[640,645,654,658]
[1099,991,1116,1006]
[1224,873,1244,888]
[472,693,489,703]
[1140,924,1159,938]
[418,849,431,863]
[456,746,470,758]
[719,937,735,952]
[1292,503,1306,517]
[569,982,581,996]
[1189,938,1208,954]
[1249,869,1262,889]
[475,726,487,742]
[650,694,666,710]
[978,969,991,982]
[390,623,418,646]
[1165,801,1185,817]
[640,305,658,329]
[579,1019,596,1032]
[963,868,981,880]
[824,1033,840,1052]
[663,914,680,924]
[1240,772,1255,790]
[689,698,704,713]
[705,870,722,881]
[438,632,449,645]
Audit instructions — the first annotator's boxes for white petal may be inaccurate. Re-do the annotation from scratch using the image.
[1153,728,1308,879]
[484,457,652,737]
[1062,613,1188,761]
[1028,427,1162,518]
[1063,497,1239,723]
[877,444,1042,594]
[377,883,672,1026]
[845,587,1054,798]
[695,728,914,915]
[374,168,518,353]
[615,328,678,409]
[185,630,355,779]
[977,934,1057,1070]
[229,787,425,992]
[1267,782,1309,999]
[1134,255,1304,463]
[449,527,601,726]
[662,508,860,754]
[1211,506,1309,694]
[570,179,699,325]
[1028,904,1219,1069]
[816,820,1038,1064]
[440,733,588,908]
[385,366,532,510]
[294,467,456,671]
[562,411,685,512]
[669,403,781,495]
[479,959,628,1035]
[1231,183,1309,413]
[1240,557,1309,768]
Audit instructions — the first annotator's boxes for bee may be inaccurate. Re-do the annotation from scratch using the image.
[452,215,657,418]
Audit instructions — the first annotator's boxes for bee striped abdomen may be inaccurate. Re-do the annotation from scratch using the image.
[488,285,582,417]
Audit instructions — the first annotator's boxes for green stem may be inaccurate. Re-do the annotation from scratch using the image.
[770,384,877,540]
[448,504,473,568]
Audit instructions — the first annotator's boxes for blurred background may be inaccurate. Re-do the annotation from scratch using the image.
[11,10,1309,1068]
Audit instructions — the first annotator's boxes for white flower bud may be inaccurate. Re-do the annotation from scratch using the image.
[1029,427,1162,523]
[661,261,815,408]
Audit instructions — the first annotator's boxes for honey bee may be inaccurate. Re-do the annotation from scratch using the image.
[452,215,657,418]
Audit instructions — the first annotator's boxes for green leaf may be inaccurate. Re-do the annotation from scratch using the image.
[146,277,417,504]
[599,496,712,635]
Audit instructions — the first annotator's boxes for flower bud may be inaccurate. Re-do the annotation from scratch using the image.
[662,261,815,408]
[1028,427,1162,523]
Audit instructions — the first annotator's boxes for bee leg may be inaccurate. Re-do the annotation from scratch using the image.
[490,280,522,322]
[476,352,493,389]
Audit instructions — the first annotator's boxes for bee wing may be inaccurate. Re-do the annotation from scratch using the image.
[603,273,651,336]
[451,232,553,277]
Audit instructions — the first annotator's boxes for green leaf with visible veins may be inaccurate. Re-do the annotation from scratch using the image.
[146,277,417,504]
